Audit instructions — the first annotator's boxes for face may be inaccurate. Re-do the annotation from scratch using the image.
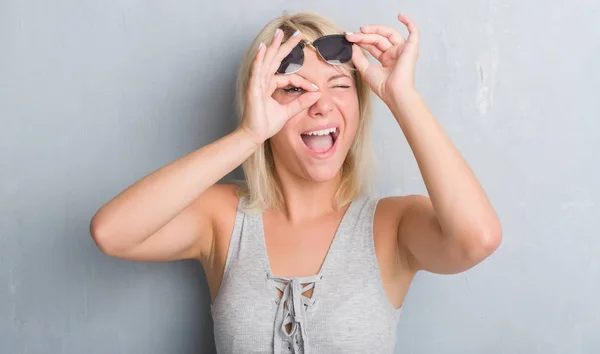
[270,48,360,183]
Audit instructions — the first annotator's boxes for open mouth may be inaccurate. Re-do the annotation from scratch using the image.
[300,126,340,154]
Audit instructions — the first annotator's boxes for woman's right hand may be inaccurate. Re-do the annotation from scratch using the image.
[239,29,322,146]
[91,31,322,264]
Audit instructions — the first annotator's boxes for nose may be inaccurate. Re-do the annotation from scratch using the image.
[307,89,334,118]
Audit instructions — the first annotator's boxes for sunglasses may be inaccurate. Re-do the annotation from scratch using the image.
[277,34,353,75]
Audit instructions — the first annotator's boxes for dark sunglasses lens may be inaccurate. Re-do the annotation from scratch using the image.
[315,36,352,64]
[277,44,304,74]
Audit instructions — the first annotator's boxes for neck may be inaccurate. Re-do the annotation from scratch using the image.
[273,168,343,223]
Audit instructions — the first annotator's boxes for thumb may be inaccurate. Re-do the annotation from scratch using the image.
[284,91,321,117]
[396,42,419,68]
[351,44,370,77]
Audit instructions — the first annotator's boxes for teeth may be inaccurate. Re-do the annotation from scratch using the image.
[303,127,337,136]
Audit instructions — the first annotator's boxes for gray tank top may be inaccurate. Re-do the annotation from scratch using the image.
[211,195,402,353]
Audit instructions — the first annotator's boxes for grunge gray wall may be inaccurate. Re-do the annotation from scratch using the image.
[1,0,599,353]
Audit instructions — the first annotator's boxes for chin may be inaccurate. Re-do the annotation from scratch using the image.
[303,163,343,182]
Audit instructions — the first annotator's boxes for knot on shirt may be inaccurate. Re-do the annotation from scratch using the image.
[268,274,322,354]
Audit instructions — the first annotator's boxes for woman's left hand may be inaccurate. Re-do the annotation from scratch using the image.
[345,13,420,106]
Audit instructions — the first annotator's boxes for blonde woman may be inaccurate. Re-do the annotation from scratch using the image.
[90,11,502,354]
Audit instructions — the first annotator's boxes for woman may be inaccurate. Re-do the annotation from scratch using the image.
[90,11,502,354]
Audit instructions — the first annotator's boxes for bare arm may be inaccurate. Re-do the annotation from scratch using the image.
[347,14,501,275]
[90,30,321,263]
[89,129,258,261]
[392,94,502,274]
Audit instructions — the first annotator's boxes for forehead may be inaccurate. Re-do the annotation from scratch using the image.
[296,48,353,80]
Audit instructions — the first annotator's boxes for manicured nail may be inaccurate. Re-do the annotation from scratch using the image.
[312,83,319,89]
[344,31,354,35]
[292,30,300,37]
[274,28,281,37]
[259,42,265,50]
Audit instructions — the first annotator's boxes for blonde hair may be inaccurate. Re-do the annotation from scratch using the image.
[234,11,376,212]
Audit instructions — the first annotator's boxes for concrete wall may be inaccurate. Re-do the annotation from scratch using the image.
[1,0,599,352]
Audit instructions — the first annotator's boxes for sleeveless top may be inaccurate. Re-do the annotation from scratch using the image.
[210,195,402,353]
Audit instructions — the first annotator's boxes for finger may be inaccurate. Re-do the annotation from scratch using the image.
[248,42,266,95]
[263,28,284,75]
[284,92,321,118]
[344,32,392,53]
[350,44,371,77]
[269,74,319,95]
[269,30,303,75]
[355,42,383,60]
[358,24,405,46]
[398,13,420,44]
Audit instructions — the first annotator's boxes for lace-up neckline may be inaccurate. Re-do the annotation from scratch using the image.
[259,201,356,353]
[268,274,323,354]
[210,195,403,354]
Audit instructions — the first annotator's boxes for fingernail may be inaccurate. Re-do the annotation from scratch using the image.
[274,28,281,37]
[258,42,265,50]
[312,83,319,89]
[344,31,354,35]
[292,30,300,37]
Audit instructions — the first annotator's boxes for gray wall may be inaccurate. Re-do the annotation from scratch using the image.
[1,0,599,353]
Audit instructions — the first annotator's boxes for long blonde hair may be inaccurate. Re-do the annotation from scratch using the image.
[234,11,376,212]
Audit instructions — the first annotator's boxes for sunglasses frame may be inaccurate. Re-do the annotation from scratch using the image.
[277,34,353,75]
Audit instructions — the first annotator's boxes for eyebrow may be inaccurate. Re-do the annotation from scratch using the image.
[327,74,351,82]
[296,73,352,82]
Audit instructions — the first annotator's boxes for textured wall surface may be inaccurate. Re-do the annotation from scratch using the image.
[1,0,599,353]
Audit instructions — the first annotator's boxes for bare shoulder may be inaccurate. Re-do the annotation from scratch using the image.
[204,182,240,221]
[375,195,428,227]
[195,183,240,213]
[376,195,432,224]
[192,182,241,264]
[372,195,427,307]
[373,196,412,245]
[194,182,240,240]
[373,195,431,269]
[193,183,243,297]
